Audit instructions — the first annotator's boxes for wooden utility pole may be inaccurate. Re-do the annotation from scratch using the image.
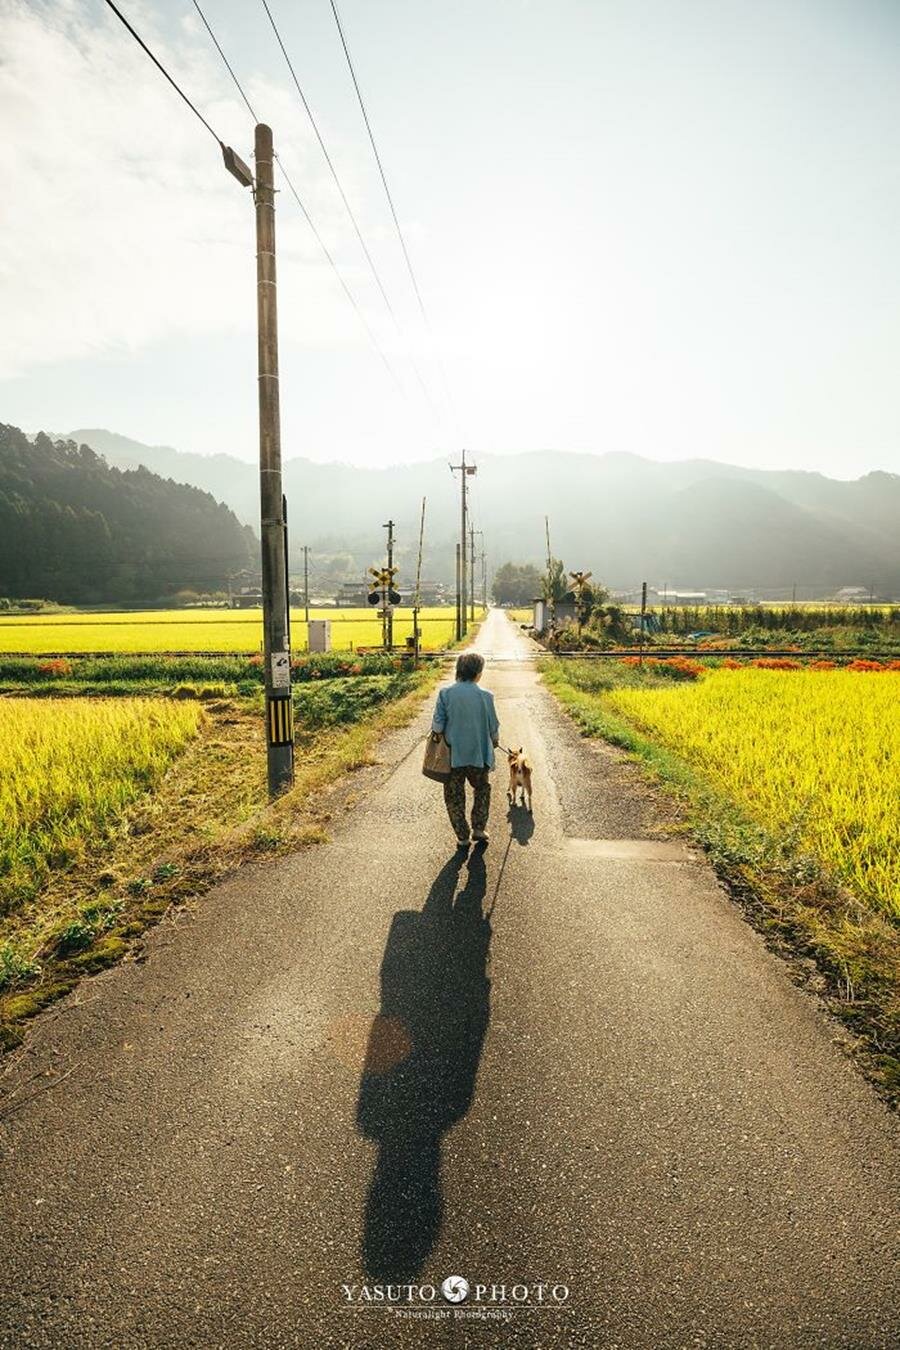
[383,519,395,649]
[413,498,426,667]
[451,450,476,637]
[545,515,556,632]
[472,529,484,615]
[303,545,310,623]
[255,123,293,796]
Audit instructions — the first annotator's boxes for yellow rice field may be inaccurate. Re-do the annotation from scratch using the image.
[0,699,202,910]
[0,608,459,655]
[607,669,900,916]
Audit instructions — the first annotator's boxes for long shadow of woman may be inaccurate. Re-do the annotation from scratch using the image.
[356,848,490,1282]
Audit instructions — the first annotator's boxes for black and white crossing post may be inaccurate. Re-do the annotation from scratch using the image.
[639,580,648,666]
[383,519,395,650]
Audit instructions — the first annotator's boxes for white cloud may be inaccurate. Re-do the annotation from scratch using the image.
[0,0,392,377]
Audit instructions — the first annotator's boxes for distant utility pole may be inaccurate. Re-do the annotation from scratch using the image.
[639,579,648,666]
[451,450,476,637]
[225,124,293,796]
[455,542,462,642]
[545,515,556,632]
[383,519,395,649]
[413,497,426,668]
[468,525,476,622]
[303,545,310,623]
[472,529,484,616]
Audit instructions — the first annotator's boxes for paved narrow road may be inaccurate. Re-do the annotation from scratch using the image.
[1,610,897,1349]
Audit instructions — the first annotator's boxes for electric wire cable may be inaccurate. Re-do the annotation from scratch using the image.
[189,0,408,398]
[259,0,443,425]
[102,0,436,428]
[191,0,258,121]
[326,0,463,433]
[103,0,222,144]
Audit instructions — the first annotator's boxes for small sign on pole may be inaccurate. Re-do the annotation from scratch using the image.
[270,652,291,689]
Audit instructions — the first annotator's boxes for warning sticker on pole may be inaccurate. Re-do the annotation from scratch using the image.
[271,652,291,689]
[268,696,293,746]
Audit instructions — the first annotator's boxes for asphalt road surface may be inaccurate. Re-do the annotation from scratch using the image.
[1,609,897,1349]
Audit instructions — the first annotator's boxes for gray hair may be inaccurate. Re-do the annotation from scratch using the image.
[455,651,484,682]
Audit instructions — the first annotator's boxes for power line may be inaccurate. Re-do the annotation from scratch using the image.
[100,0,429,423]
[190,0,257,122]
[102,0,222,145]
[259,0,395,322]
[326,0,462,432]
[259,0,443,424]
[189,0,408,399]
[276,163,407,397]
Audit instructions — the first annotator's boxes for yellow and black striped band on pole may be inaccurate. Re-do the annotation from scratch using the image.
[267,696,294,746]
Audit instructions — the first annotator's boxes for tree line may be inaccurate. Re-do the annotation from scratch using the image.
[493,558,899,646]
[0,424,255,605]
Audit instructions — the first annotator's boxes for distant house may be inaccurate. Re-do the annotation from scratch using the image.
[231,588,262,609]
[229,570,262,608]
[336,581,369,607]
[665,591,708,605]
[831,586,873,603]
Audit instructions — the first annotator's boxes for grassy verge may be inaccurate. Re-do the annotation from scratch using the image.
[541,660,900,1104]
[0,665,442,1050]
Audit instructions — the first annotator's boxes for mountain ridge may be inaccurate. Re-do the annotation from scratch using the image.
[62,428,900,595]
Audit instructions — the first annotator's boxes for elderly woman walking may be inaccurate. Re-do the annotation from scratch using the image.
[431,651,500,847]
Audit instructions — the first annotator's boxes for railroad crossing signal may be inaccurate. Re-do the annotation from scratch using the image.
[368,566,400,605]
[569,570,593,633]
[368,564,402,644]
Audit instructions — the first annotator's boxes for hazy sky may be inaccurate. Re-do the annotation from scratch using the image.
[1,0,899,476]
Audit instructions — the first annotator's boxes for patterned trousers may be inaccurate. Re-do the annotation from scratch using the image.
[443,766,491,838]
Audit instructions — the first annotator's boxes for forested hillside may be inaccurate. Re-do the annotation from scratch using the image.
[0,425,255,604]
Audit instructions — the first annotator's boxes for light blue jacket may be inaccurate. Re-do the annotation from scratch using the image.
[432,680,500,770]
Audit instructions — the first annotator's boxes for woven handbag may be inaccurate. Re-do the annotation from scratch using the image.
[422,733,451,782]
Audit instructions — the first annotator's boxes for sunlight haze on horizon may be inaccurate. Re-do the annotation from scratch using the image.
[1,0,898,478]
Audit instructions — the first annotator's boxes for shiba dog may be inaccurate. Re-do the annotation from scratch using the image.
[506,747,533,812]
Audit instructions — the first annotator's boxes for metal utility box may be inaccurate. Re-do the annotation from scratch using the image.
[308,620,331,653]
